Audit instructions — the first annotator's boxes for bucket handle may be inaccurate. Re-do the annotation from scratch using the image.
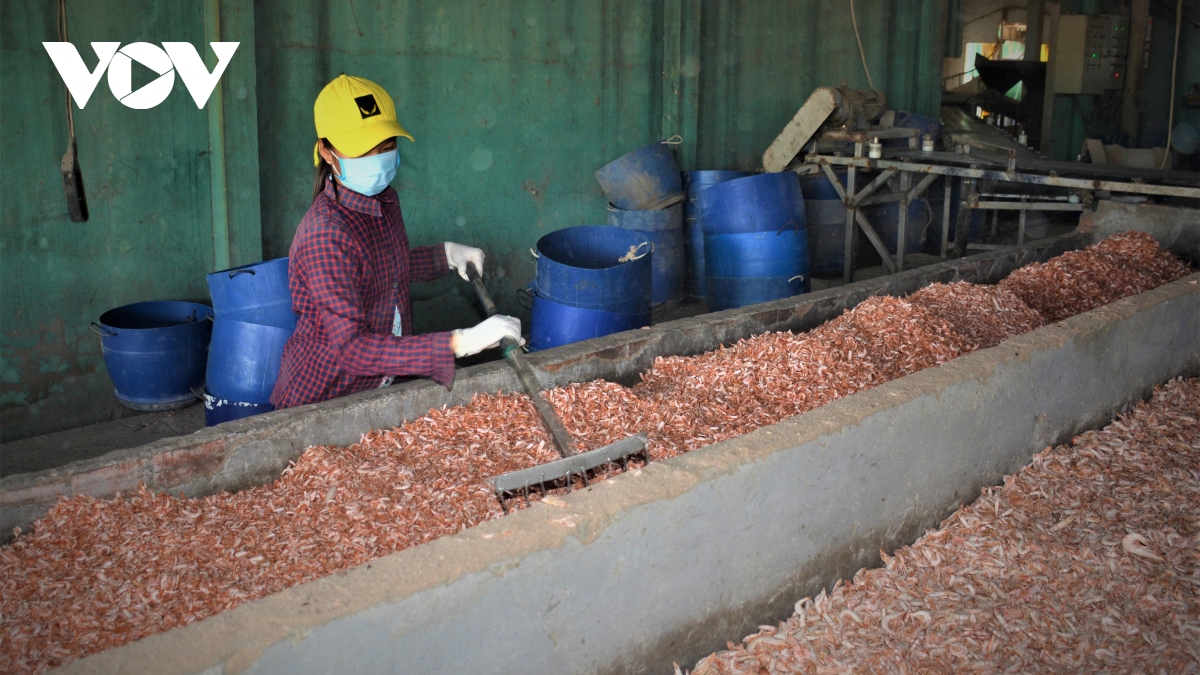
[619,241,652,263]
[190,386,206,401]
[228,268,256,278]
[788,275,806,283]
[776,221,802,234]
[530,248,539,259]
[662,135,684,145]
[517,287,535,311]
[89,322,116,337]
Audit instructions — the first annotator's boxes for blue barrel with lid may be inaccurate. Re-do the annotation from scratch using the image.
[683,171,751,298]
[697,172,806,235]
[607,204,684,305]
[91,301,213,411]
[207,257,294,318]
[704,228,810,311]
[204,307,295,404]
[535,225,652,313]
[529,294,651,352]
[595,142,685,211]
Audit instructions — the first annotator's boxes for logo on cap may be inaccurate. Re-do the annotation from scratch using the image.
[355,94,380,119]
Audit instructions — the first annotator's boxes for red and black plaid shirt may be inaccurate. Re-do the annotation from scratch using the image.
[271,179,455,409]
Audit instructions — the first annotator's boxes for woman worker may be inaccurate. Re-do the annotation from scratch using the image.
[271,74,522,409]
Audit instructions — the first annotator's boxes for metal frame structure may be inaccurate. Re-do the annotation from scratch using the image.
[801,132,1200,283]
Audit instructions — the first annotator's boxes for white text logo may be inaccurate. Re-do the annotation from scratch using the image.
[42,42,239,109]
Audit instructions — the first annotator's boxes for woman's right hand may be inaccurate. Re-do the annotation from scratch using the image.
[451,315,523,357]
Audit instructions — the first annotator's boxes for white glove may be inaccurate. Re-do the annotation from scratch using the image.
[451,315,523,357]
[445,242,485,281]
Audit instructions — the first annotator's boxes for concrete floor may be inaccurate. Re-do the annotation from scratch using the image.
[0,222,1070,479]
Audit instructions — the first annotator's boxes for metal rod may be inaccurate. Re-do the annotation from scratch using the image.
[940,175,952,259]
[975,201,1084,211]
[849,169,898,207]
[843,158,858,284]
[907,173,939,202]
[1018,196,1027,244]
[815,155,1200,198]
[897,171,910,272]
[953,177,977,258]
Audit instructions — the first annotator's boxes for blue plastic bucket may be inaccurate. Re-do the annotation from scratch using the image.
[799,171,848,275]
[704,228,810,311]
[595,142,684,211]
[207,257,294,318]
[535,226,653,313]
[92,301,213,411]
[529,293,651,351]
[204,309,294,404]
[683,171,751,298]
[706,276,810,312]
[607,204,684,305]
[697,172,806,235]
[200,388,274,426]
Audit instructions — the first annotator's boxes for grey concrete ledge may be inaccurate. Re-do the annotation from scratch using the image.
[0,233,1087,539]
[57,274,1200,674]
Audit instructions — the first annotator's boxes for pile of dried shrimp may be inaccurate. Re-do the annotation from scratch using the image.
[0,232,1192,673]
[688,376,1200,674]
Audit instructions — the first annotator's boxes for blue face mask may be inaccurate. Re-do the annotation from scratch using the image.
[335,148,400,196]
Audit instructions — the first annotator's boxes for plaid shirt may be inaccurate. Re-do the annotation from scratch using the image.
[271,179,455,409]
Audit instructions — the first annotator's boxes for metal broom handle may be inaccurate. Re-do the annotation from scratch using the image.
[465,261,577,457]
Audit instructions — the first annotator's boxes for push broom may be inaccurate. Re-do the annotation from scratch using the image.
[466,262,648,512]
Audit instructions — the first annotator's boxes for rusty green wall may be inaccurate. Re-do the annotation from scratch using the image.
[1,0,947,442]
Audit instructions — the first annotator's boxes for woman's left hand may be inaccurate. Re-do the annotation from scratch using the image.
[445,242,485,281]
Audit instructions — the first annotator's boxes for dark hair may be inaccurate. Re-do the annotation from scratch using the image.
[312,138,335,202]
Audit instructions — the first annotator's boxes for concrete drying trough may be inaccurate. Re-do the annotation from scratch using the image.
[3,230,1198,674]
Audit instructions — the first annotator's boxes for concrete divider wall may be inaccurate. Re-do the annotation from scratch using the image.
[1078,200,1200,266]
[0,234,1088,539]
[59,275,1200,674]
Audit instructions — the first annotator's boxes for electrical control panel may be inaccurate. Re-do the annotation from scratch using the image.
[1054,14,1128,95]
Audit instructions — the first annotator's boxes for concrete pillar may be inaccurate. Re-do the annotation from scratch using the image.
[1025,0,1044,61]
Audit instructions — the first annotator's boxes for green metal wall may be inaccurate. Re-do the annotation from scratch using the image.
[1,0,948,442]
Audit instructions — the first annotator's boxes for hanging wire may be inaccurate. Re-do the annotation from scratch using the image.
[849,0,876,90]
[58,0,75,142]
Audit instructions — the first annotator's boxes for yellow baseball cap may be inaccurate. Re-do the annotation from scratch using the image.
[313,74,413,165]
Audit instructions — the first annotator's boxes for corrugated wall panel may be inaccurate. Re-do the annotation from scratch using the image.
[254,0,666,332]
[0,0,219,441]
[1,0,946,440]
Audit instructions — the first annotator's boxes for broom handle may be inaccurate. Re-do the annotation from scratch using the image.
[466,262,577,458]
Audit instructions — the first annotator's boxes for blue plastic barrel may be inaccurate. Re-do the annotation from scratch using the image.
[683,171,751,298]
[607,204,684,305]
[697,172,806,235]
[92,301,212,411]
[204,308,295,404]
[799,171,848,275]
[529,293,651,352]
[595,142,684,211]
[704,228,810,311]
[201,388,274,426]
[706,276,810,311]
[207,257,294,318]
[535,226,653,313]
